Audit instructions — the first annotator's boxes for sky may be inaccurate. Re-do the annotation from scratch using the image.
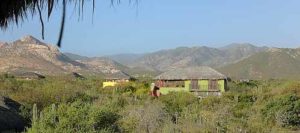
[1,0,300,56]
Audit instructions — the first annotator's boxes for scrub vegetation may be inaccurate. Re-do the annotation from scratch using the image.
[0,74,299,132]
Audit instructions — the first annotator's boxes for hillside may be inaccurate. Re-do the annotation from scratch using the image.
[106,53,144,65]
[128,43,268,71]
[64,52,90,61]
[219,48,300,79]
[64,53,158,77]
[0,36,127,76]
[0,35,86,75]
[3,36,300,80]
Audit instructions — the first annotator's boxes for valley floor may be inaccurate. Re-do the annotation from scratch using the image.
[0,75,299,132]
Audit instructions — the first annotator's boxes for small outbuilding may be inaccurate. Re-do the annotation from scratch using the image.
[154,66,227,96]
[102,71,133,88]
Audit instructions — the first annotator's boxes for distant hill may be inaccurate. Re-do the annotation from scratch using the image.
[218,48,300,79]
[106,53,144,65]
[64,52,90,61]
[0,35,86,75]
[128,43,268,71]
[0,36,127,76]
[64,53,158,77]
[3,36,300,80]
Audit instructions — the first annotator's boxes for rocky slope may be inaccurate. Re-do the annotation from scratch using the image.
[0,36,125,76]
[218,48,300,79]
[0,36,83,74]
[128,43,268,71]
[64,52,157,77]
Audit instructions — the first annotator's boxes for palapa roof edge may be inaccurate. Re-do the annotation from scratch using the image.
[104,71,132,80]
[155,66,227,80]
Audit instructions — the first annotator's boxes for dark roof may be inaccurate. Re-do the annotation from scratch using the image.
[104,71,132,80]
[72,72,86,80]
[155,66,227,80]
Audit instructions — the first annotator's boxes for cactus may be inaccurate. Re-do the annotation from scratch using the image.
[51,104,57,124]
[51,104,56,112]
[32,103,38,125]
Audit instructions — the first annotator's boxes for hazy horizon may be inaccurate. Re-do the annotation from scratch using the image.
[1,0,300,56]
[1,35,299,57]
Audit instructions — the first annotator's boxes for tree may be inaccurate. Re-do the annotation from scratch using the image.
[0,0,132,47]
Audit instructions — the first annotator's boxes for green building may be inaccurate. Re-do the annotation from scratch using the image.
[154,66,227,96]
[103,71,132,88]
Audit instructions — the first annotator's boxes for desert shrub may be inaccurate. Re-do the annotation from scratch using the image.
[227,80,260,93]
[27,100,120,133]
[280,82,300,96]
[262,94,300,128]
[90,106,120,131]
[199,96,222,111]
[118,100,167,133]
[159,92,198,114]
[2,76,300,132]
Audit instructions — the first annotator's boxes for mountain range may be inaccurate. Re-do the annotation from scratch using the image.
[218,48,300,79]
[1,35,300,79]
[0,36,128,77]
[125,43,268,71]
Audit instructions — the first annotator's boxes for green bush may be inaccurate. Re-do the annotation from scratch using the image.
[262,94,300,128]
[1,75,300,132]
[27,100,120,133]
[159,92,198,116]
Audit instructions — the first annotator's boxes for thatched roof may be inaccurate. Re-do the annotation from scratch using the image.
[104,71,132,80]
[0,96,27,132]
[155,66,227,80]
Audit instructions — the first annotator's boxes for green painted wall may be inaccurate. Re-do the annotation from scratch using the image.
[199,80,209,91]
[159,87,186,95]
[159,79,226,95]
[185,80,191,90]
[160,81,190,95]
[218,79,225,92]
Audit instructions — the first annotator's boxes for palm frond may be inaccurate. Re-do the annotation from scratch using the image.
[0,0,137,47]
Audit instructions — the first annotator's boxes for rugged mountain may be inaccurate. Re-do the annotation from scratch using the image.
[4,36,298,79]
[0,35,86,74]
[63,52,130,73]
[76,57,129,74]
[106,53,144,65]
[64,52,90,61]
[0,36,125,76]
[128,43,268,71]
[64,53,158,77]
[218,48,300,79]
[219,43,269,63]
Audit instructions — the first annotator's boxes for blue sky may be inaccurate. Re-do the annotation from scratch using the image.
[1,0,300,56]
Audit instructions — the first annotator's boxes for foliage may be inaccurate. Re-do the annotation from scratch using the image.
[159,92,198,115]
[27,100,120,133]
[262,94,300,128]
[0,75,300,132]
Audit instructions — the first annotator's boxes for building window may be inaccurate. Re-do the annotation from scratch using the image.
[209,80,218,91]
[157,80,185,87]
